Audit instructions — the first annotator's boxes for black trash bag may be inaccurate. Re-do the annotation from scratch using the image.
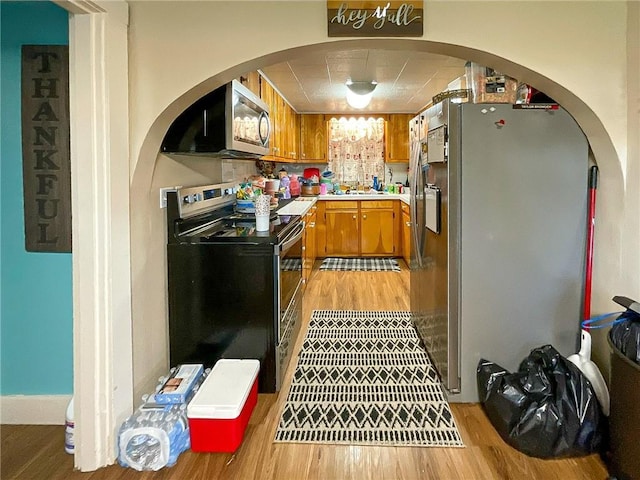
[609,309,640,365]
[477,345,603,458]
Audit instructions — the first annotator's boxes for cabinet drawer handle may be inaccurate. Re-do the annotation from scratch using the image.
[363,214,367,219]
[352,215,357,220]
[406,221,411,227]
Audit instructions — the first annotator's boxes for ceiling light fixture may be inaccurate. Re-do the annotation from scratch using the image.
[346,80,377,109]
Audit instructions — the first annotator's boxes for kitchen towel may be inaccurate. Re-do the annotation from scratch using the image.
[319,257,401,272]
[274,310,464,448]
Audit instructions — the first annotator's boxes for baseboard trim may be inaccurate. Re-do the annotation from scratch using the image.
[0,395,72,425]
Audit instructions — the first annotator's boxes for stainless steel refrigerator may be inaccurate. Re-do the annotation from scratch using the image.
[410,99,588,402]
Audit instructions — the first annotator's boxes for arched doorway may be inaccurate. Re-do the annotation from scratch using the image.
[129,37,622,402]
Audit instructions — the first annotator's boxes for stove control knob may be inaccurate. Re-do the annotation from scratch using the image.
[183,194,195,204]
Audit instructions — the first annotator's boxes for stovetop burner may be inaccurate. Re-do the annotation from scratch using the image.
[167,184,302,246]
[177,211,300,244]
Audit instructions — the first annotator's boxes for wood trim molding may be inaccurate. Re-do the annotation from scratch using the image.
[0,395,72,425]
[53,0,105,15]
[67,3,132,472]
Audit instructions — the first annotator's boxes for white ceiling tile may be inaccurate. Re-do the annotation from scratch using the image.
[257,48,470,114]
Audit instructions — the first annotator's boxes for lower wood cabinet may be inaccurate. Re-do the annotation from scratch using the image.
[317,200,402,257]
[361,201,396,256]
[401,202,411,266]
[324,201,359,256]
[303,206,317,283]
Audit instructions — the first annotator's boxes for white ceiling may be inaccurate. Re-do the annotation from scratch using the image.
[259,49,467,114]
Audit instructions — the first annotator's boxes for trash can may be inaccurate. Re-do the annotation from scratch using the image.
[608,335,640,480]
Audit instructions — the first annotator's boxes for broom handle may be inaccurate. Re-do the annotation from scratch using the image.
[584,166,598,328]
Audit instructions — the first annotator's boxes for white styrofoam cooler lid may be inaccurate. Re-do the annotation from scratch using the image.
[187,359,260,420]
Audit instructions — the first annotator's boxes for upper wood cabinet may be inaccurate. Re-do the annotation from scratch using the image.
[386,114,412,163]
[260,76,300,162]
[299,114,327,163]
[238,72,261,98]
[260,79,277,158]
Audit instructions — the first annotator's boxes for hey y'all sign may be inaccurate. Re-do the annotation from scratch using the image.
[327,1,423,37]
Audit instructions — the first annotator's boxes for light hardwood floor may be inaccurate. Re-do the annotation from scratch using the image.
[1,263,610,479]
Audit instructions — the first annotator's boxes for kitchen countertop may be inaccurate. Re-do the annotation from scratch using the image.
[276,193,409,216]
[276,197,317,216]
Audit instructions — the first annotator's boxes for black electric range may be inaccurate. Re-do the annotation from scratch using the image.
[165,183,304,393]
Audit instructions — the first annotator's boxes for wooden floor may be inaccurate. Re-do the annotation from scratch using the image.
[2,263,610,479]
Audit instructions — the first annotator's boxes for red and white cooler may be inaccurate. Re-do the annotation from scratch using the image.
[187,359,259,453]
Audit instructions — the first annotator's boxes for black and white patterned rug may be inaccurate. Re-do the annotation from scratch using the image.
[274,310,464,447]
[319,257,401,272]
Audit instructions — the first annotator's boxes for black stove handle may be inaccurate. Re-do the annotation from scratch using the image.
[280,221,305,253]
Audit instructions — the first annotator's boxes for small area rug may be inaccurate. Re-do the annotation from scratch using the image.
[274,310,464,447]
[319,257,401,272]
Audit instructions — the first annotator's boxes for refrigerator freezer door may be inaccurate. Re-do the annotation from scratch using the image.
[453,103,588,402]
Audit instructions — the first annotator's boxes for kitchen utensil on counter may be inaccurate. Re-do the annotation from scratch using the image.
[301,185,314,196]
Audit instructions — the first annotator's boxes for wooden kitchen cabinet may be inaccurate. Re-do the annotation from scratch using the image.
[260,79,278,159]
[299,114,327,162]
[324,201,360,256]
[238,71,261,97]
[283,103,299,160]
[361,200,396,256]
[318,200,401,258]
[260,76,300,162]
[303,206,317,284]
[386,114,412,163]
[401,202,411,266]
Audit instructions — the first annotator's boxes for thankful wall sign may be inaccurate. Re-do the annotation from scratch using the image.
[21,45,71,253]
[327,1,424,37]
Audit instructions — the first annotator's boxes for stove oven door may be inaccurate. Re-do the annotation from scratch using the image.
[276,221,304,389]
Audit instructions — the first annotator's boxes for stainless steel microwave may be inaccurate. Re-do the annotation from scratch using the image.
[161,79,270,159]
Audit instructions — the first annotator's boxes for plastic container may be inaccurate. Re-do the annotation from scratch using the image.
[65,396,74,454]
[118,402,190,471]
[154,364,204,405]
[187,359,259,453]
[303,167,320,181]
[289,175,300,197]
[465,62,518,104]
[608,336,640,479]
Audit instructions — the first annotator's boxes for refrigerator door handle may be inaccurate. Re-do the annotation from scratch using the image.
[411,149,423,268]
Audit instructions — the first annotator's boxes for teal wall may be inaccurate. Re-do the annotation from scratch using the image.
[1,1,72,394]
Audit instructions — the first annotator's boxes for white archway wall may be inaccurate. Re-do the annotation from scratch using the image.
[128,1,639,397]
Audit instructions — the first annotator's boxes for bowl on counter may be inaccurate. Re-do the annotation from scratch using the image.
[235,199,255,213]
